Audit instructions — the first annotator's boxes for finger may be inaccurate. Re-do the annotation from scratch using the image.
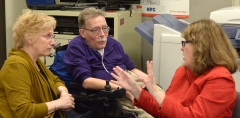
[148,71,154,80]
[146,61,154,80]
[67,100,72,105]
[141,84,146,88]
[110,72,121,81]
[115,66,124,72]
[114,67,132,79]
[138,77,144,82]
[148,61,153,73]
[138,77,147,84]
[114,67,130,80]
[146,61,151,77]
[146,61,153,74]
[110,80,121,86]
[114,66,125,76]
[113,67,122,77]
[121,70,133,79]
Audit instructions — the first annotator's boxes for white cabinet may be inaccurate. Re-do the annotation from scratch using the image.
[22,9,142,68]
[40,34,75,66]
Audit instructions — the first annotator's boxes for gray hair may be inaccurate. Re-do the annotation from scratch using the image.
[78,7,105,29]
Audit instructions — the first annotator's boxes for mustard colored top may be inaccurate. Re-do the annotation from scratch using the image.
[0,47,66,118]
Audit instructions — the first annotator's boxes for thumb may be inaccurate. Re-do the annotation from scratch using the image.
[138,77,147,85]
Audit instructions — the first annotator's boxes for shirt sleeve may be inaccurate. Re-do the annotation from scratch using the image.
[134,77,236,118]
[133,89,163,118]
[64,40,92,85]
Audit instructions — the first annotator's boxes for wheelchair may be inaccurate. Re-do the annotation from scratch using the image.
[49,44,138,118]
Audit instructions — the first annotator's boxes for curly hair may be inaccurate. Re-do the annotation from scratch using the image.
[12,11,56,49]
[181,19,239,75]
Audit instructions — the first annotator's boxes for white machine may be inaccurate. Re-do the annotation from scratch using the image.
[151,15,189,90]
[210,6,240,25]
[210,6,240,92]
[135,14,189,90]
[153,25,184,90]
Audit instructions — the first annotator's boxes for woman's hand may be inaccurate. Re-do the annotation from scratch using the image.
[138,61,160,95]
[110,66,138,91]
[126,91,134,103]
[138,61,165,106]
[110,66,142,100]
[55,93,75,110]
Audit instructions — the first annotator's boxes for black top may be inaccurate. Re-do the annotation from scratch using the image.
[38,62,61,118]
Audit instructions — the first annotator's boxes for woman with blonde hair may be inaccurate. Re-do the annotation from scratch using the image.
[0,12,75,118]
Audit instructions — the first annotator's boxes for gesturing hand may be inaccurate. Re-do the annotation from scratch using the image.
[139,61,161,95]
[110,66,138,91]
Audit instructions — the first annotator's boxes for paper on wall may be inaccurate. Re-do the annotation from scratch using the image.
[140,0,190,18]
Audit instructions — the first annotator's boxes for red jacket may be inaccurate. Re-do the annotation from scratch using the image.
[134,66,236,118]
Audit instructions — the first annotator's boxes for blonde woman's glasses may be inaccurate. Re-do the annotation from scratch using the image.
[39,34,55,40]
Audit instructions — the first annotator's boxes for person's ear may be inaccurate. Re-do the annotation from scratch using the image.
[79,29,86,38]
[25,37,34,45]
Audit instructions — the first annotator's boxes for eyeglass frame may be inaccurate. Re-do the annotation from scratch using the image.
[81,26,110,35]
[181,41,192,47]
[39,34,55,40]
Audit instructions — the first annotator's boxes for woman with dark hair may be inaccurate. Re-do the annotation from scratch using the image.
[111,19,239,118]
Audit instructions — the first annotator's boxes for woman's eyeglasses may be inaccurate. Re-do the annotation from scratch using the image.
[39,34,55,40]
[181,41,192,47]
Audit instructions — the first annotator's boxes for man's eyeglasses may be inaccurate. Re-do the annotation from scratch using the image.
[39,34,55,40]
[83,26,110,35]
[181,41,192,47]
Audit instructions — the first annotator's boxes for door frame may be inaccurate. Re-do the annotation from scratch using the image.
[0,0,6,67]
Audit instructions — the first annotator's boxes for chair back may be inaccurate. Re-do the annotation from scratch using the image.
[232,91,240,118]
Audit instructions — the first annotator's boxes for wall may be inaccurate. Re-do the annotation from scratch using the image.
[234,0,240,5]
[5,0,27,57]
[3,0,235,71]
[141,0,233,72]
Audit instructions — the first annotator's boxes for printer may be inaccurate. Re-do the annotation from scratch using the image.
[135,14,189,90]
[210,6,240,91]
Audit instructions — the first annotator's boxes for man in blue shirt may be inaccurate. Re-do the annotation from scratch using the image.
[64,7,153,118]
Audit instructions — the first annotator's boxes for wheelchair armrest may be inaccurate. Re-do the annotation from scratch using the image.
[100,88,126,99]
[112,88,126,98]
[69,82,85,90]
[70,81,126,103]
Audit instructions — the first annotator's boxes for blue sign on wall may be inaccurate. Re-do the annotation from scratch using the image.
[147,7,156,12]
